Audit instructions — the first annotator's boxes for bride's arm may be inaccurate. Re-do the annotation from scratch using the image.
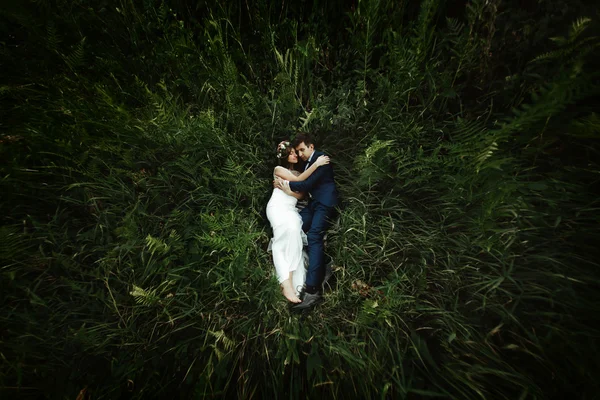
[273,155,330,181]
[272,167,305,199]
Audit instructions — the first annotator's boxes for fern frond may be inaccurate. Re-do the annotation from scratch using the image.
[145,234,170,256]
[63,37,86,71]
[549,36,567,46]
[209,329,235,352]
[447,117,491,172]
[569,17,592,43]
[445,17,464,36]
[414,0,440,61]
[158,1,169,25]
[532,17,598,64]
[299,108,316,129]
[45,21,61,52]
[129,284,159,306]
[474,141,499,173]
[355,139,396,186]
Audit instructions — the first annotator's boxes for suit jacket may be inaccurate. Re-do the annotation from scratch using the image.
[289,150,339,207]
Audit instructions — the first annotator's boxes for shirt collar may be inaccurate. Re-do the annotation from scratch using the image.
[307,151,315,164]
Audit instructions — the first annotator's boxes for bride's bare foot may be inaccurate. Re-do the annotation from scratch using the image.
[281,280,301,303]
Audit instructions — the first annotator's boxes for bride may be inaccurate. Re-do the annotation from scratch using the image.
[267,140,330,303]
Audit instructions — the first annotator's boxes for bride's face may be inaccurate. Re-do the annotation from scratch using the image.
[287,148,298,164]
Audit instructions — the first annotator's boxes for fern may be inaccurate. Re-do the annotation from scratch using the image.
[129,280,176,307]
[413,0,440,63]
[567,17,592,43]
[347,0,383,99]
[129,284,159,306]
[447,117,494,173]
[145,234,170,256]
[272,43,302,106]
[2,2,600,399]
[444,16,478,88]
[44,21,61,53]
[355,139,395,187]
[532,17,599,64]
[63,37,86,71]
[209,329,235,352]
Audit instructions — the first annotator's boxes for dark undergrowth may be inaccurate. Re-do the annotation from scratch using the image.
[1,0,599,398]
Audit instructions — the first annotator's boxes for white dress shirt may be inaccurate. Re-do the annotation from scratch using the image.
[304,151,315,171]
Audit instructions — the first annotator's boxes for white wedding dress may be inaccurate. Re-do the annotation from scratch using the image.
[266,169,307,295]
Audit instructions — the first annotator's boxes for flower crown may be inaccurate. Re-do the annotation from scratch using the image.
[276,141,291,159]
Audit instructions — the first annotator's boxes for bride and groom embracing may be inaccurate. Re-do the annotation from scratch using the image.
[267,133,339,311]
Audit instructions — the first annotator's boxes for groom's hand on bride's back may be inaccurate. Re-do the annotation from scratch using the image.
[315,155,330,167]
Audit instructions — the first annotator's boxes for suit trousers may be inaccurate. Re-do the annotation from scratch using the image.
[299,200,336,287]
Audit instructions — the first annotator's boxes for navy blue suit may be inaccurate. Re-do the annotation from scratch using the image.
[289,151,338,288]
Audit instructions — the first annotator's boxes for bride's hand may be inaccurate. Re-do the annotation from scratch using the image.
[281,180,293,195]
[273,176,283,189]
[314,155,330,167]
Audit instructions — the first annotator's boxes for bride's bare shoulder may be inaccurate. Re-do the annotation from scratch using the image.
[273,166,290,177]
[273,166,299,177]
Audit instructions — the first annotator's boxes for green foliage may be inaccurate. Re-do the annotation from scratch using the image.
[1,0,599,399]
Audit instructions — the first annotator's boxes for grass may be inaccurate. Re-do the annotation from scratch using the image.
[1,0,600,398]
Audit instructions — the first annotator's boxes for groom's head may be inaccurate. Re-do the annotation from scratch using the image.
[293,134,315,161]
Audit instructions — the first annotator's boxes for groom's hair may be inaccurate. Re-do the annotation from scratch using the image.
[293,133,314,148]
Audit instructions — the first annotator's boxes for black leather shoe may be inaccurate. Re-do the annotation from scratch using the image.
[291,289,322,311]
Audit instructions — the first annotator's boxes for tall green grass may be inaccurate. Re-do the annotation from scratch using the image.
[1,0,599,398]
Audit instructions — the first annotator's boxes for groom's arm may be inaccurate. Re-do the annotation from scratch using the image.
[288,163,330,192]
[281,181,305,200]
[273,177,305,199]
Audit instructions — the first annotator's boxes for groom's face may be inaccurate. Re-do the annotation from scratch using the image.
[295,142,314,161]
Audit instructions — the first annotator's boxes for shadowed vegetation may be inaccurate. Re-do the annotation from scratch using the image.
[1,0,599,398]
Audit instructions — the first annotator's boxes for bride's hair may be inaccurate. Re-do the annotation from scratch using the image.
[276,140,294,170]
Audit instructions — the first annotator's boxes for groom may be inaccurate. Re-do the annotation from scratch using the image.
[274,133,338,310]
